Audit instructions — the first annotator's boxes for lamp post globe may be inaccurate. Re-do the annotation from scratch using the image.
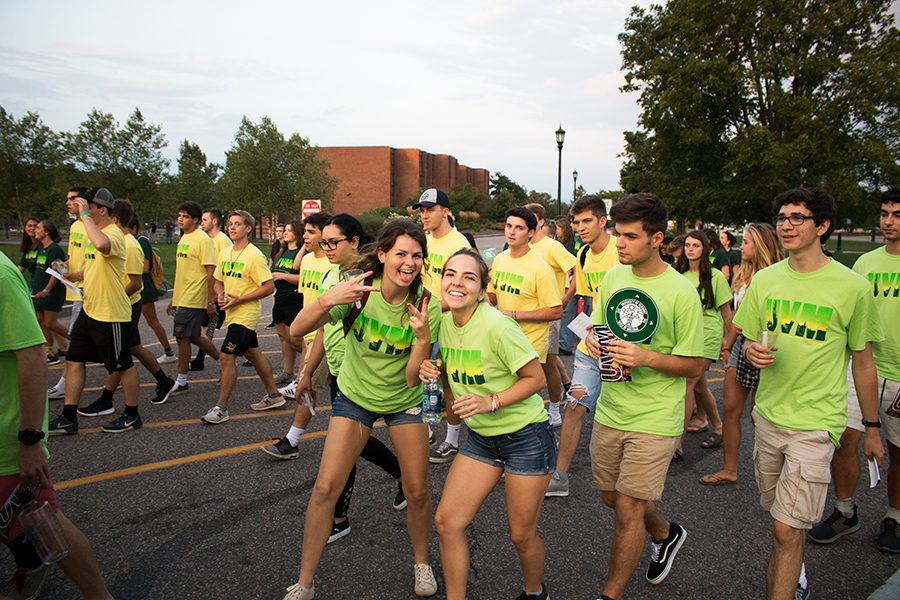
[572,169,578,201]
[555,125,565,217]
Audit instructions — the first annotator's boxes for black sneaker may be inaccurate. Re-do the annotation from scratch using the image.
[77,396,115,417]
[876,517,900,553]
[808,505,860,544]
[327,518,351,544]
[646,522,687,584]
[152,378,177,405]
[102,412,143,433]
[795,580,810,600]
[48,413,78,436]
[188,360,205,371]
[261,437,300,460]
[393,480,407,511]
[265,321,276,328]
[514,583,549,600]
[46,353,62,365]
[242,359,253,367]
[168,383,190,397]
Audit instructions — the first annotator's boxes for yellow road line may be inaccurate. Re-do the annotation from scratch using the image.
[50,345,283,371]
[76,406,333,434]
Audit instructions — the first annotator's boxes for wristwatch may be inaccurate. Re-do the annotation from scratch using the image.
[17,429,45,445]
[862,419,882,428]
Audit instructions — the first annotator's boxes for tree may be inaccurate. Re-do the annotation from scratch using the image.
[173,140,220,208]
[448,182,489,214]
[619,0,900,226]
[0,107,69,224]
[220,116,337,221]
[490,172,528,202]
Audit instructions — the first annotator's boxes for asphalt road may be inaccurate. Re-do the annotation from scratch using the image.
[6,240,898,600]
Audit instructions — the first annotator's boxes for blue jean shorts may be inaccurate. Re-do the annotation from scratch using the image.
[460,421,556,475]
[567,349,602,412]
[331,389,425,428]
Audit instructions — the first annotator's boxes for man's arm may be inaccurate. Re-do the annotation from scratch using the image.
[125,273,142,297]
[501,305,564,323]
[73,199,111,254]
[17,343,50,486]
[205,265,217,315]
[851,344,886,464]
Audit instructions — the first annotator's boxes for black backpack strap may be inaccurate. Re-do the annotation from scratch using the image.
[578,244,590,270]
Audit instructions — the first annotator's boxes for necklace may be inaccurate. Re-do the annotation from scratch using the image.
[228,244,248,276]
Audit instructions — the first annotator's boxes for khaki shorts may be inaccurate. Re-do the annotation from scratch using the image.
[752,411,835,530]
[589,421,677,501]
[880,377,900,447]
[845,367,864,433]
[547,319,560,356]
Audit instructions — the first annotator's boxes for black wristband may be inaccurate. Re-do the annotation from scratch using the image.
[862,419,882,428]
[18,429,45,445]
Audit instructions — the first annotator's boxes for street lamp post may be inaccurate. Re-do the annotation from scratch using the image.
[555,125,565,217]
[572,169,578,201]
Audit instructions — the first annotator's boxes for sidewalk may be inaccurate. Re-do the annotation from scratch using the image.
[869,567,900,599]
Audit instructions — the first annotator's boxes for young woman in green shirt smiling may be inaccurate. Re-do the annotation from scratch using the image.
[412,248,554,600]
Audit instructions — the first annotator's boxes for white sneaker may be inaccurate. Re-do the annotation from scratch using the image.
[413,563,438,597]
[283,582,315,600]
[157,352,177,364]
[200,406,229,424]
[47,386,65,400]
[250,393,286,411]
[279,380,298,399]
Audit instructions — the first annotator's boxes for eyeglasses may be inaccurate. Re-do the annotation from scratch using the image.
[318,238,347,250]
[774,214,817,227]
[66,195,80,201]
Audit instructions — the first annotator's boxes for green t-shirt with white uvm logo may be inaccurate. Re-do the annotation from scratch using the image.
[439,302,547,437]
[593,264,704,437]
[330,277,442,414]
[734,259,884,445]
[853,247,900,382]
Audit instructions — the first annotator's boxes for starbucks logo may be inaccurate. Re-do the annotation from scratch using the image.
[605,287,659,343]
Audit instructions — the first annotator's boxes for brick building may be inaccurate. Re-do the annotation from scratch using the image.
[317,146,490,215]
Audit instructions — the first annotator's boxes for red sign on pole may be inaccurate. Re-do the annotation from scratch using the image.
[301,199,322,218]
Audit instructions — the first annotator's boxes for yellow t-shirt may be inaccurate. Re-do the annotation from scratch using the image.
[83,223,131,322]
[529,236,577,297]
[575,238,621,355]
[298,252,333,341]
[214,243,272,330]
[123,233,144,305]
[173,229,217,309]
[424,228,471,300]
[211,231,233,255]
[488,249,561,362]
[66,220,87,300]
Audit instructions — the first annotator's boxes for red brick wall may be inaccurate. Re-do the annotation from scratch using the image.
[317,146,392,215]
[393,148,423,208]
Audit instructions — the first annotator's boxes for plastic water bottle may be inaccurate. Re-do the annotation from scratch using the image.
[422,378,443,424]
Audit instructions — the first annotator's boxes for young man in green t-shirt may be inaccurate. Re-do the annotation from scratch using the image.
[735,187,885,600]
[807,186,900,553]
[585,193,704,600]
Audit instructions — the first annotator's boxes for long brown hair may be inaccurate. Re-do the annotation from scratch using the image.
[732,223,782,293]
[20,216,39,254]
[676,230,715,309]
[353,219,428,302]
[273,220,301,264]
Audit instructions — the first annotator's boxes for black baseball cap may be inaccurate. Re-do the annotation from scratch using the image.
[413,188,450,209]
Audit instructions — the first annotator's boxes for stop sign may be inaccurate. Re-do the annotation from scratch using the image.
[302,199,322,218]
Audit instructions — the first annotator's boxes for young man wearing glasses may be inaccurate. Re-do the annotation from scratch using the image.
[735,187,884,600]
[413,188,472,463]
[275,213,333,451]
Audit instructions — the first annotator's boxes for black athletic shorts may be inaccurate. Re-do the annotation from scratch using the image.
[67,311,134,373]
[220,324,258,357]
[272,297,302,326]
[128,301,142,347]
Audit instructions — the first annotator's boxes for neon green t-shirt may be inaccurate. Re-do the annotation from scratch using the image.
[298,253,332,342]
[173,228,217,309]
[593,264,704,436]
[424,228,471,301]
[488,249,561,362]
[853,247,900,381]
[575,239,621,355]
[214,243,272,330]
[319,267,346,377]
[733,259,884,445]
[681,269,732,360]
[330,279,442,414]
[439,302,547,436]
[0,254,50,476]
[529,236,577,297]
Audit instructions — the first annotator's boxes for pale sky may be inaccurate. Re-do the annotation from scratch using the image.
[3,1,894,198]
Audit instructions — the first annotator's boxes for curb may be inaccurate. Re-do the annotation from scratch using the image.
[868,567,900,600]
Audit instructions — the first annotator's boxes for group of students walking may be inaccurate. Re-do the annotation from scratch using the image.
[7,182,899,600]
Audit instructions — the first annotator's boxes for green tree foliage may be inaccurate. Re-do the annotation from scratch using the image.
[619,0,900,226]
[174,140,220,208]
[220,116,337,221]
[490,171,528,201]
[448,182,490,214]
[0,107,71,223]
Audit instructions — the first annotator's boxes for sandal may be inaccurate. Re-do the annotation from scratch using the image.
[700,432,723,449]
[686,421,709,434]
[699,470,737,486]
[671,448,684,462]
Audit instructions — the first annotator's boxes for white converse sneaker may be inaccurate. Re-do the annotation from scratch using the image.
[414,563,438,597]
[283,582,315,600]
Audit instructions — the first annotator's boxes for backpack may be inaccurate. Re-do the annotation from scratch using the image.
[149,248,166,294]
[577,244,590,270]
[342,276,432,337]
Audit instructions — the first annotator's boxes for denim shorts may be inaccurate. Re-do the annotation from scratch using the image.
[331,389,425,428]
[566,349,602,412]
[460,421,556,475]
